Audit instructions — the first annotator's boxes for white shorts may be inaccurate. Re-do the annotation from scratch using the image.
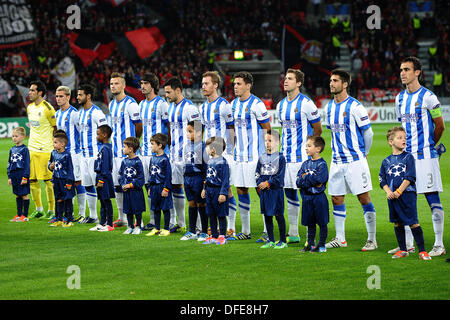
[140,155,151,184]
[223,153,235,186]
[328,158,373,196]
[284,162,303,189]
[232,161,258,188]
[171,160,184,185]
[112,157,125,186]
[72,153,83,182]
[415,158,443,194]
[80,157,97,187]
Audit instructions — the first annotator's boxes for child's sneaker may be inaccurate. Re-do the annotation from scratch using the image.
[132,227,142,235]
[10,215,19,222]
[63,222,74,228]
[203,236,217,244]
[216,235,227,245]
[419,251,432,260]
[180,231,197,240]
[158,229,170,236]
[274,241,288,249]
[392,250,409,259]
[89,224,103,231]
[387,246,416,254]
[99,225,114,232]
[50,221,63,227]
[30,210,43,218]
[226,229,235,239]
[18,216,29,222]
[146,229,160,236]
[300,245,313,252]
[256,232,269,243]
[311,246,327,253]
[197,233,208,242]
[260,241,275,249]
[123,227,134,234]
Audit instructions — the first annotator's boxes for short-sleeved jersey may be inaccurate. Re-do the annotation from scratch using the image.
[78,104,107,158]
[27,100,56,153]
[108,95,141,158]
[139,96,169,156]
[326,96,371,164]
[231,94,270,162]
[277,93,320,163]
[395,86,440,160]
[55,106,81,154]
[167,98,200,162]
[379,151,416,193]
[199,96,234,156]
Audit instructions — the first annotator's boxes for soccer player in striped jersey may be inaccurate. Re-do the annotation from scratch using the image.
[27,81,57,219]
[55,86,86,222]
[139,72,170,230]
[164,77,200,233]
[230,71,271,240]
[200,71,237,237]
[276,69,322,244]
[325,69,377,251]
[77,84,108,223]
[395,56,446,257]
[108,72,143,228]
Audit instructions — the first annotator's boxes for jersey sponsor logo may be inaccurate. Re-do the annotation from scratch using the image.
[235,118,248,128]
[204,120,217,129]
[330,123,346,133]
[30,120,40,127]
[281,120,298,129]
[400,113,419,123]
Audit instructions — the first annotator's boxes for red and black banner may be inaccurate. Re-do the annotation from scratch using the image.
[68,24,167,67]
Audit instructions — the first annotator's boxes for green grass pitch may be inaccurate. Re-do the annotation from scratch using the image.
[0,123,449,300]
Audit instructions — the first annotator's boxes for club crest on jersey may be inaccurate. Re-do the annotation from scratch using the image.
[294,108,298,113]
[343,112,347,117]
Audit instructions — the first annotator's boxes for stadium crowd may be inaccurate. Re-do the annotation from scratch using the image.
[0,0,449,118]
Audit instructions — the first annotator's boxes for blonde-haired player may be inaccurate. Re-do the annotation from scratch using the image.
[27,80,56,219]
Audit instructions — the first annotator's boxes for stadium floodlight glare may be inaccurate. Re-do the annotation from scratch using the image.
[234,50,244,60]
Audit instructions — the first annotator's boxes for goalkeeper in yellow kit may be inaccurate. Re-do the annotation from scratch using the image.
[27,81,57,219]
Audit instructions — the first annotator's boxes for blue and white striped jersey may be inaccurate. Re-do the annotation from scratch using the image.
[277,92,320,163]
[78,104,107,158]
[108,95,141,158]
[395,86,440,160]
[139,95,169,156]
[55,106,81,154]
[326,96,371,164]
[232,94,270,162]
[167,98,200,162]
[199,96,234,156]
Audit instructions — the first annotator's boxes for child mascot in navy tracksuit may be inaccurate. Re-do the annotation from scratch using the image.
[297,135,329,253]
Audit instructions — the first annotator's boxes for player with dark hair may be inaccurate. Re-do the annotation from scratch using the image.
[164,77,200,234]
[229,71,271,241]
[276,68,322,245]
[394,56,446,257]
[325,69,377,251]
[27,80,56,219]
[77,83,108,224]
[139,72,170,231]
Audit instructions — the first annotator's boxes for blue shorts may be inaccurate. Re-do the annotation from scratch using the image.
[10,171,30,196]
[388,192,418,226]
[205,186,228,217]
[96,174,115,200]
[53,178,75,200]
[123,188,146,215]
[149,184,173,212]
[184,175,205,203]
[300,192,329,227]
[259,188,284,216]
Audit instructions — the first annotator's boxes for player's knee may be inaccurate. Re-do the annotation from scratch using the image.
[331,196,344,206]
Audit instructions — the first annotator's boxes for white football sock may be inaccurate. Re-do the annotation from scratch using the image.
[333,205,346,242]
[364,211,377,242]
[76,193,86,217]
[173,191,186,228]
[227,198,237,231]
[432,207,445,247]
[86,192,97,219]
[404,225,414,248]
[287,200,300,237]
[115,192,126,222]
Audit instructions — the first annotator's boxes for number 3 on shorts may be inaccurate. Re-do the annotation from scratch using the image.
[427,173,433,188]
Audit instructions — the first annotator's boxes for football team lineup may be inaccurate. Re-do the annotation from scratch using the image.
[8,61,447,262]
